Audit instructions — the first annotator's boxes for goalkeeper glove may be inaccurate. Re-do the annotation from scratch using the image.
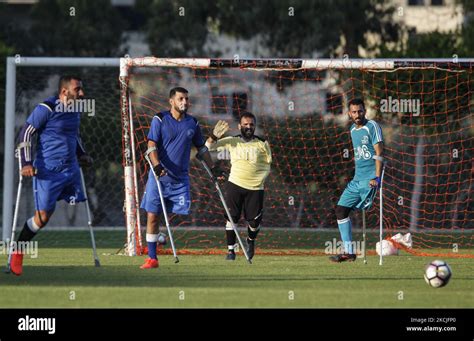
[210,120,229,141]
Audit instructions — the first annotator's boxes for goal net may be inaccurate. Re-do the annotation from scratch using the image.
[120,58,473,258]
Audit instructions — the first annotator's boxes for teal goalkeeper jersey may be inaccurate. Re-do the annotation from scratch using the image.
[350,120,383,181]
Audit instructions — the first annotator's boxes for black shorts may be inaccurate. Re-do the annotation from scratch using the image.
[224,181,264,226]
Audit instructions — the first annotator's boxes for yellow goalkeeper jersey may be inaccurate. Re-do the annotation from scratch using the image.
[210,135,272,190]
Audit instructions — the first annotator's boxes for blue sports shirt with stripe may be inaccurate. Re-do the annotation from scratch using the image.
[20,96,82,171]
[350,119,383,181]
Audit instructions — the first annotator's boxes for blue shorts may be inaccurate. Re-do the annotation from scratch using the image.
[140,175,191,215]
[33,166,86,212]
[337,179,377,210]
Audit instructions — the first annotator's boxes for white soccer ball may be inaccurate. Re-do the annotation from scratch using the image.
[157,232,167,245]
[424,260,452,288]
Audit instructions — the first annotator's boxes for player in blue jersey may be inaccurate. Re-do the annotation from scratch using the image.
[329,98,384,262]
[11,75,93,275]
[140,87,220,269]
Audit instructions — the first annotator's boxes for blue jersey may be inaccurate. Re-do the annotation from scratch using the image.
[350,120,383,181]
[147,111,205,183]
[26,96,81,171]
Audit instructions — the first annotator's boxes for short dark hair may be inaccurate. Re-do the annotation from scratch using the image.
[169,87,189,98]
[58,75,81,94]
[348,98,365,110]
[239,111,256,124]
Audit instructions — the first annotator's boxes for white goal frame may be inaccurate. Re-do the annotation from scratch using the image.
[118,56,474,257]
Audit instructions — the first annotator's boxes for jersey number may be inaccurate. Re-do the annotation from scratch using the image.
[355,145,372,160]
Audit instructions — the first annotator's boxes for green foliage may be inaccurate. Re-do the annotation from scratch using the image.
[0,40,14,100]
[333,0,401,57]
[262,114,350,185]
[139,0,401,58]
[0,39,15,185]
[378,30,461,58]
[3,0,126,56]
[137,0,218,57]
[0,41,14,81]
[457,0,474,56]
[216,0,343,57]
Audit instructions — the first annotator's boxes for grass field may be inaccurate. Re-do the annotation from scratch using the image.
[0,231,473,308]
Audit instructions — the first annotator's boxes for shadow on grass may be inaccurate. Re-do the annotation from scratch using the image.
[0,264,438,288]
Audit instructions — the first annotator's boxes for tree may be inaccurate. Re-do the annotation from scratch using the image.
[458,0,474,56]
[0,38,15,205]
[2,0,126,57]
[137,0,218,57]
[377,30,461,58]
[139,0,401,58]
[0,40,14,82]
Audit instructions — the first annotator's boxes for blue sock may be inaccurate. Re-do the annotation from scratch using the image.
[146,233,159,260]
[337,218,353,254]
[147,242,157,259]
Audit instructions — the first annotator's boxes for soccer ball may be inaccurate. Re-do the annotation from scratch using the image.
[157,232,167,245]
[424,260,452,288]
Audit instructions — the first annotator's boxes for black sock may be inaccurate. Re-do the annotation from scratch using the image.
[17,220,37,242]
[226,229,236,251]
[248,226,260,240]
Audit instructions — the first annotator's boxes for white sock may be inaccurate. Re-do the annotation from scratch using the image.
[27,217,40,233]
[146,234,160,242]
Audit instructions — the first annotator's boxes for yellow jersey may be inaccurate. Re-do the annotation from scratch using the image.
[210,135,272,190]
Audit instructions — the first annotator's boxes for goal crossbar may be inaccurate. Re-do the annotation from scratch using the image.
[119,57,474,76]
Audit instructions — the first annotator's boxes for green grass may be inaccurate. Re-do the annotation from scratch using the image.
[0,247,473,308]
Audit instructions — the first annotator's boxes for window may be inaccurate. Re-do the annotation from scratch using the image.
[408,0,424,5]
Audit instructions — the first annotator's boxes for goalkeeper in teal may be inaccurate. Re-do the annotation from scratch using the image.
[330,98,384,263]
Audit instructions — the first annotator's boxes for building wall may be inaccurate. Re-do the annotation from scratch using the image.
[393,0,463,33]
